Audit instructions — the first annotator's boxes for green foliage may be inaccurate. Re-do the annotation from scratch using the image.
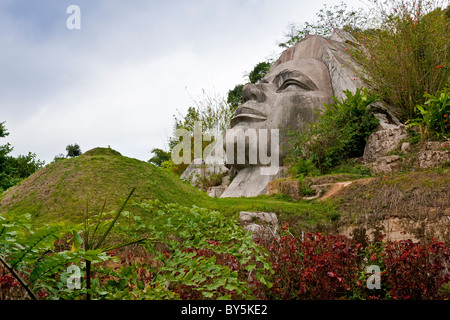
[8,153,44,179]
[330,159,373,177]
[0,212,109,300]
[0,122,44,192]
[196,170,224,189]
[148,148,171,167]
[286,88,379,175]
[299,185,316,197]
[407,88,450,139]
[52,153,66,163]
[167,91,235,176]
[227,84,244,113]
[172,91,234,139]
[353,1,449,121]
[289,158,321,178]
[0,122,8,139]
[0,189,150,300]
[125,200,273,299]
[279,1,370,48]
[80,188,145,252]
[160,158,187,176]
[66,143,82,158]
[248,61,272,84]
[74,188,148,300]
[172,106,201,136]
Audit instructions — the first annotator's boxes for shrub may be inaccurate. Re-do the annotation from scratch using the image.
[0,212,107,300]
[113,200,274,300]
[379,239,450,300]
[286,88,379,175]
[259,226,363,300]
[278,2,371,48]
[407,88,450,139]
[353,0,449,121]
[256,225,450,300]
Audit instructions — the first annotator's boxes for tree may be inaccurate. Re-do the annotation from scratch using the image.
[353,1,450,121]
[248,61,272,84]
[278,1,371,48]
[66,143,82,158]
[53,153,66,162]
[0,121,8,138]
[148,148,171,167]
[0,121,44,191]
[0,122,12,190]
[227,84,244,114]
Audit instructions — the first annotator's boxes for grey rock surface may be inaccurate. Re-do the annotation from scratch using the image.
[220,31,373,197]
[368,155,401,174]
[239,211,279,241]
[363,126,408,162]
[181,29,409,197]
[220,166,287,198]
[401,142,411,154]
[206,185,227,198]
[417,148,450,168]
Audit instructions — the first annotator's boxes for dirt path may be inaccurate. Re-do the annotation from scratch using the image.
[318,177,376,202]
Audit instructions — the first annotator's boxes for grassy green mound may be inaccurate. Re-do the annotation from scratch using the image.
[0,147,339,231]
[0,147,211,225]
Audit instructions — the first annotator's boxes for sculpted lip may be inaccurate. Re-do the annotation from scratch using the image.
[231,107,267,126]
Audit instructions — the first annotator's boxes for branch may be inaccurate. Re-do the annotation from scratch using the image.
[0,254,37,300]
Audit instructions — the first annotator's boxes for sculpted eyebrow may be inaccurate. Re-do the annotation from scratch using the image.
[273,70,319,91]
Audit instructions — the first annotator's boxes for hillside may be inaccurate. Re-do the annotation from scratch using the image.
[0,147,211,225]
[0,147,339,230]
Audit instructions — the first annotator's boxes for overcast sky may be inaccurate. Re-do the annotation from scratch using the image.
[0,0,367,164]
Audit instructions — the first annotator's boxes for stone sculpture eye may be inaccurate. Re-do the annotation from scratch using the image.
[277,79,311,92]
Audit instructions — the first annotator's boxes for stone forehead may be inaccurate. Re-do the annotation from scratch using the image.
[264,35,332,92]
[265,58,332,93]
[275,35,328,65]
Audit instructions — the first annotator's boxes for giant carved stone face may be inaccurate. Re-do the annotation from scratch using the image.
[224,36,334,169]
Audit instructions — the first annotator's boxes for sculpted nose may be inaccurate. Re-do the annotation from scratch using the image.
[242,83,266,103]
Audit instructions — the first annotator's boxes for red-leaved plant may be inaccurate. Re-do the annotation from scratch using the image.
[255,223,449,300]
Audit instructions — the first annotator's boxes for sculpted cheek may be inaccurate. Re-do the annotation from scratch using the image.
[277,95,321,128]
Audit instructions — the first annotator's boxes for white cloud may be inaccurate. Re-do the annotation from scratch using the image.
[0,0,368,164]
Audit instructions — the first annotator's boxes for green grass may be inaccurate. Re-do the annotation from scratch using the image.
[0,148,209,225]
[3,146,446,242]
[207,195,339,234]
[0,147,337,234]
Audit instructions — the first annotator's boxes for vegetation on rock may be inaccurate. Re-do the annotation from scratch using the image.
[285,88,379,176]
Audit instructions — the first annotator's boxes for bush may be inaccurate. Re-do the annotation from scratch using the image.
[260,225,362,300]
[408,88,450,139]
[256,226,450,300]
[278,2,371,48]
[286,88,379,175]
[104,200,273,300]
[66,143,82,158]
[353,0,449,121]
[384,239,449,300]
